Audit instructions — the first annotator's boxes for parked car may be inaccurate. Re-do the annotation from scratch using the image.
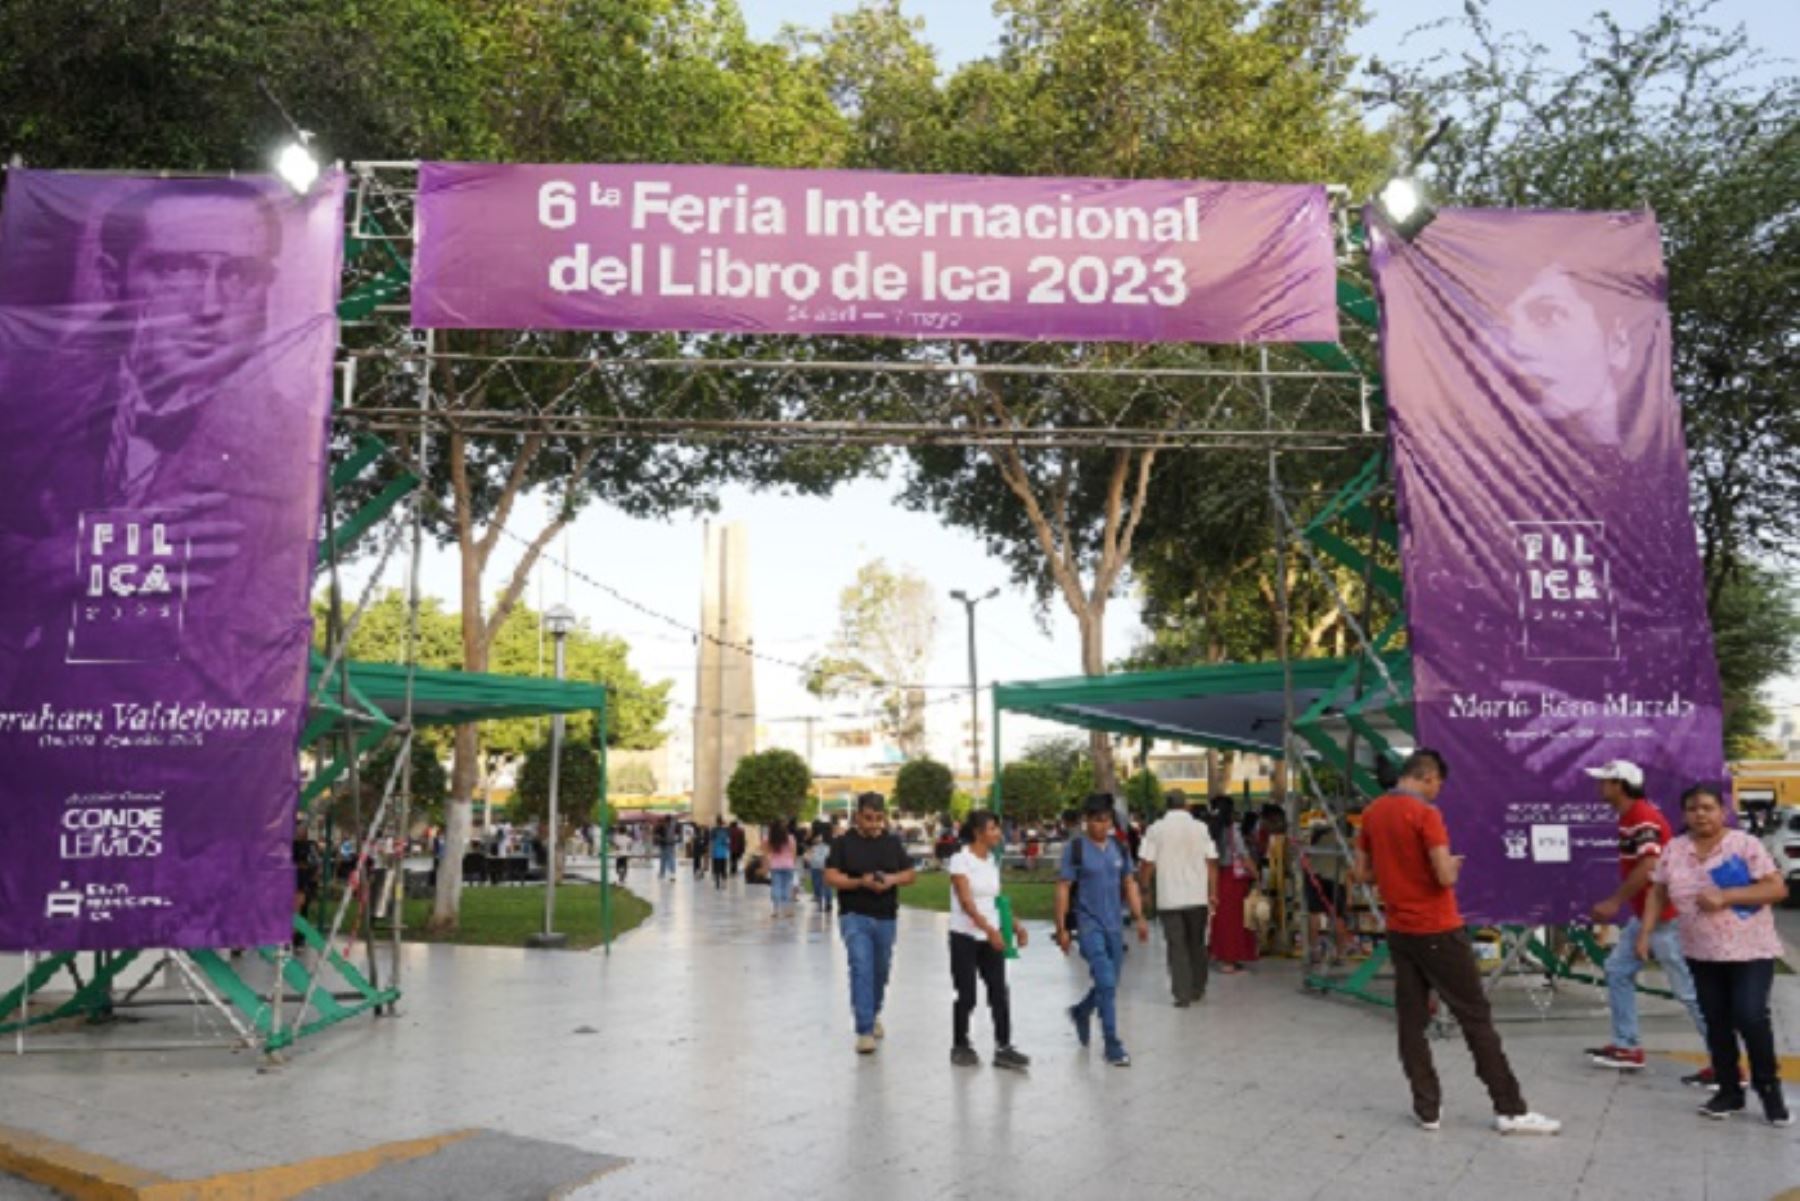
[1758,807,1800,906]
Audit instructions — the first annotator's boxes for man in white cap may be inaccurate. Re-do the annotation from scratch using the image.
[1583,760,1712,1081]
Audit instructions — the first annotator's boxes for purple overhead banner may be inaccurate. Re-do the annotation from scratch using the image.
[411,162,1338,343]
[1370,207,1724,925]
[0,170,345,951]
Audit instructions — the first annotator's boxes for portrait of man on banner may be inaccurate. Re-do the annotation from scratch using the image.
[0,169,344,953]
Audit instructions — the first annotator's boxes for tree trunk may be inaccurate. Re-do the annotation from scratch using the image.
[1206,749,1224,797]
[429,547,490,932]
[1079,606,1117,793]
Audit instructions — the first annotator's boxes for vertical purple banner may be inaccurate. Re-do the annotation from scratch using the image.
[1370,207,1724,925]
[0,170,345,951]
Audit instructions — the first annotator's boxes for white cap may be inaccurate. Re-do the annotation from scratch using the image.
[1584,760,1644,788]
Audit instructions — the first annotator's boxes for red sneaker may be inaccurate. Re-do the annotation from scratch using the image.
[1682,1065,1746,1089]
[1586,1045,1647,1070]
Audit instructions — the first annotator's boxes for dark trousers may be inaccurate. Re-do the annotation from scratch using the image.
[1689,958,1779,1094]
[1159,906,1210,1002]
[949,932,1011,1048]
[712,858,727,888]
[1388,930,1527,1120]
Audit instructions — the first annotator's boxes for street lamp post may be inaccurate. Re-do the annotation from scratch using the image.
[948,588,999,789]
[529,604,577,950]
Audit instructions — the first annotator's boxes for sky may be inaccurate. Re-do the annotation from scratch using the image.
[739,0,1797,76]
[346,0,1798,771]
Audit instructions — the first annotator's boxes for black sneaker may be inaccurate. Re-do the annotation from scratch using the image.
[993,1046,1031,1071]
[1068,1003,1091,1048]
[1698,1090,1746,1121]
[950,1045,979,1068]
[1755,1085,1792,1127]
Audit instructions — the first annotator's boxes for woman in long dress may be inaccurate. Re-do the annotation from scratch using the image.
[1208,797,1259,972]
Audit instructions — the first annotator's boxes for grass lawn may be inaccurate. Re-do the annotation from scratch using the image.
[397,884,652,950]
[899,867,1061,923]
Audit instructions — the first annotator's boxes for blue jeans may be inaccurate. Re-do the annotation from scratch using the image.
[659,846,677,877]
[1607,915,1705,1047]
[771,868,795,908]
[810,867,832,910]
[839,913,898,1036]
[1074,925,1126,1056]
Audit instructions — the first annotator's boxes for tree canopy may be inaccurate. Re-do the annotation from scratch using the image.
[805,560,939,757]
[998,760,1062,825]
[727,748,813,826]
[893,757,955,818]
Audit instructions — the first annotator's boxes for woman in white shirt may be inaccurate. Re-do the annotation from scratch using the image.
[948,810,1031,1071]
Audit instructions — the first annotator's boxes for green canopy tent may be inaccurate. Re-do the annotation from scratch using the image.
[991,654,1409,771]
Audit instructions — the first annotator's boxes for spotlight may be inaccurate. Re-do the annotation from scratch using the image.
[1375,175,1435,242]
[274,135,320,196]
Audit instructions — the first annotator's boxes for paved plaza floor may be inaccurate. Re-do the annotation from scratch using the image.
[2,872,1797,1200]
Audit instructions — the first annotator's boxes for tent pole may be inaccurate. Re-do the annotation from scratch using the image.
[1266,346,1299,954]
[989,691,1003,812]
[599,702,611,955]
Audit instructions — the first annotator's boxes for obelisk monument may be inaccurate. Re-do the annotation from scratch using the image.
[692,521,755,825]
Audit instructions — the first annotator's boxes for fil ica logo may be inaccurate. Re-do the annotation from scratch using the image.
[45,881,83,919]
[1510,520,1620,662]
[67,510,189,665]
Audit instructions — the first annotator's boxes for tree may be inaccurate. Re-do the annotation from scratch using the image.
[513,738,605,882]
[893,757,955,818]
[997,761,1061,825]
[0,1,502,170]
[804,560,939,757]
[363,738,450,830]
[866,0,1389,791]
[1020,733,1097,808]
[727,749,813,827]
[1709,565,1800,758]
[1123,767,1163,821]
[1370,0,1799,743]
[611,761,658,797]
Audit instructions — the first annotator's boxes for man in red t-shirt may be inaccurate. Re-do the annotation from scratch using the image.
[1583,760,1713,1080]
[1355,750,1560,1135]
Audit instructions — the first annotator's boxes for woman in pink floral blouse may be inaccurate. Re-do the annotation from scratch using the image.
[1639,785,1790,1126]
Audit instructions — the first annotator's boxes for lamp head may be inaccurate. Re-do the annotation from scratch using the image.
[949,589,968,603]
[543,603,578,638]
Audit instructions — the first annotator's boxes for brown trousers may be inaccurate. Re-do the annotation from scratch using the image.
[1387,929,1527,1120]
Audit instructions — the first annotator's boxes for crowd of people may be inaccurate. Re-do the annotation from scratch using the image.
[310,752,1789,1135]
[742,755,1791,1134]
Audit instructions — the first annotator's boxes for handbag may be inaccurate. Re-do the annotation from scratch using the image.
[1244,886,1272,931]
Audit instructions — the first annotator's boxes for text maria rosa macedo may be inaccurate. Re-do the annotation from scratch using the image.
[1448,692,1701,720]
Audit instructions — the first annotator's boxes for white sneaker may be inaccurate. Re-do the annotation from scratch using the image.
[1495,1112,1561,1136]
[1414,1112,1441,1132]
[872,1020,885,1040]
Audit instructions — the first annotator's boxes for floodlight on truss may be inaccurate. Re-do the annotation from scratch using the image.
[275,135,321,196]
[1376,176,1435,242]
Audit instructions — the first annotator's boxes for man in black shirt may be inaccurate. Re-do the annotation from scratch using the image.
[825,792,918,1054]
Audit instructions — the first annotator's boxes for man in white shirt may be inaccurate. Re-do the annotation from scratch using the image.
[1139,792,1218,1006]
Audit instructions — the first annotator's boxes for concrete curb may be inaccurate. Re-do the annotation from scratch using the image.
[0,1125,477,1201]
